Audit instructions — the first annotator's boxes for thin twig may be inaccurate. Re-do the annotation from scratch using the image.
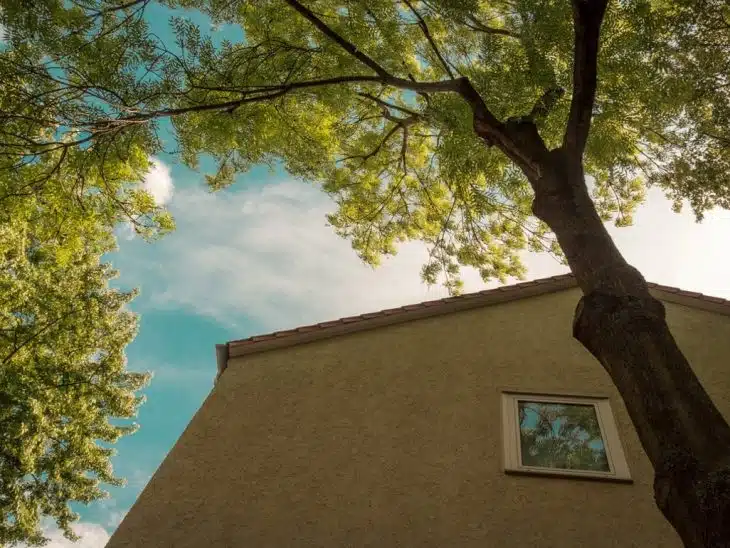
[402,0,455,79]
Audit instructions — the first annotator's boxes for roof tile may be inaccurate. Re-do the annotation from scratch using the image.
[359,312,382,319]
[317,320,342,328]
[273,329,298,338]
[675,290,703,298]
[650,284,679,293]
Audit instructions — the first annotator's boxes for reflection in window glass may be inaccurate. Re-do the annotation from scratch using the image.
[518,401,609,472]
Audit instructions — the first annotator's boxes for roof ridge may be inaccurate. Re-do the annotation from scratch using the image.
[646,281,730,303]
[228,273,575,347]
[227,274,730,355]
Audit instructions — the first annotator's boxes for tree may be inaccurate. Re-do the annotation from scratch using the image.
[0,5,173,542]
[0,11,168,542]
[1,0,729,545]
[0,162,152,545]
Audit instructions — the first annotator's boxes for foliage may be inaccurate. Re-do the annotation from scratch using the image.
[1,1,728,292]
[0,0,175,241]
[0,171,152,546]
[0,4,164,543]
[0,152,152,545]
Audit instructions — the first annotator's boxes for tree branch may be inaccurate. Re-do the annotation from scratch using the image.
[342,112,419,164]
[439,78,547,180]
[529,87,566,120]
[346,124,401,163]
[90,74,458,131]
[10,73,467,160]
[400,125,409,170]
[402,0,455,79]
[1,312,73,366]
[563,0,609,156]
[6,0,534,183]
[463,16,519,38]
[282,0,392,78]
[357,92,421,117]
[280,0,464,94]
[91,0,150,17]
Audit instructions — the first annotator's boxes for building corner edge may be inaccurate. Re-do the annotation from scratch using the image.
[215,343,230,383]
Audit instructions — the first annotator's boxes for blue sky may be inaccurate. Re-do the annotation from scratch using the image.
[23,5,730,547]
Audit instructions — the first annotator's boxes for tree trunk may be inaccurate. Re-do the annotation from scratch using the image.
[532,148,730,548]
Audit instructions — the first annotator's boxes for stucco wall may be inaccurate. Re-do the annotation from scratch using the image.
[107,288,730,548]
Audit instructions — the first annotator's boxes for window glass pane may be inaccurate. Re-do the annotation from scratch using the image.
[518,401,609,472]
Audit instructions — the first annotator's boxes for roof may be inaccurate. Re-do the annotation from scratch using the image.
[222,273,730,366]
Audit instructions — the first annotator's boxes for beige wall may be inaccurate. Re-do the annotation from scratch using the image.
[107,288,730,548]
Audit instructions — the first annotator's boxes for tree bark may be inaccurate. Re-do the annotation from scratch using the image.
[531,147,730,548]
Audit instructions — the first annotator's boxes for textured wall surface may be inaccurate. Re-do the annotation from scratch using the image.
[107,288,730,548]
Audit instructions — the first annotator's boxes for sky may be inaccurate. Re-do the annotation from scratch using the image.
[17,5,730,548]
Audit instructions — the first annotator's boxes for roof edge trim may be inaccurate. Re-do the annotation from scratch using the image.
[224,275,730,363]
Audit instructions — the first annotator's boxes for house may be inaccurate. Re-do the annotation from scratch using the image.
[106,273,730,547]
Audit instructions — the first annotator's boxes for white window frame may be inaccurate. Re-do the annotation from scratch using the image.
[501,391,632,482]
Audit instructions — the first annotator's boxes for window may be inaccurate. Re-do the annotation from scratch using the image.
[501,392,631,481]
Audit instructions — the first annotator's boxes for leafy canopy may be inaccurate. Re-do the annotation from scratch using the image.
[2,0,728,292]
[1,4,160,544]
[0,161,150,546]
[0,0,175,242]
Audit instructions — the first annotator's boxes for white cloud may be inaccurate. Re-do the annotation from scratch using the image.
[119,182,470,329]
[114,158,175,241]
[93,497,128,530]
[116,180,730,331]
[105,511,127,529]
[115,222,137,242]
[125,469,152,490]
[143,158,174,206]
[19,522,110,548]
